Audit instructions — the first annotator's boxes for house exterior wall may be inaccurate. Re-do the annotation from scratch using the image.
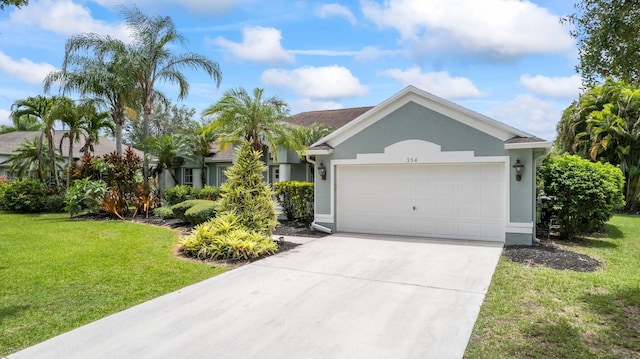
[313,101,538,245]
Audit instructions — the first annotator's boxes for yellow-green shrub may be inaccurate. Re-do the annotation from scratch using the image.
[180,212,277,260]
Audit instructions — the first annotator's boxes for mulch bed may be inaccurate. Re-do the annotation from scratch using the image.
[503,242,601,272]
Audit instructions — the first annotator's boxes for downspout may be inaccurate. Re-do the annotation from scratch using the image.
[532,147,552,243]
[304,155,333,234]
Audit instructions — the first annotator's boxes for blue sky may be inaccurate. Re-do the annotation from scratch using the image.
[0,0,581,141]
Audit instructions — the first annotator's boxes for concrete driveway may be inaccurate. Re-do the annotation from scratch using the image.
[7,234,502,359]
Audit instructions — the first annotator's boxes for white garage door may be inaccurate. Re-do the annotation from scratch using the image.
[336,164,505,241]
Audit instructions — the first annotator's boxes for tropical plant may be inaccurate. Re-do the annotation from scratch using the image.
[44,46,138,155]
[180,212,277,261]
[10,95,63,187]
[65,177,108,217]
[203,87,297,157]
[146,134,192,185]
[187,120,218,187]
[0,113,42,134]
[539,153,625,239]
[78,103,114,155]
[3,137,64,182]
[556,79,640,210]
[122,5,222,182]
[218,141,277,236]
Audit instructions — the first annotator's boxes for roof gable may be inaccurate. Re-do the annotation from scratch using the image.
[311,86,543,149]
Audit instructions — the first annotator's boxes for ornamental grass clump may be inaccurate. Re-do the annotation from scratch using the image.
[180,142,278,260]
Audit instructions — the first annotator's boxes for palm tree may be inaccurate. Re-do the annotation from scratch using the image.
[79,103,114,155]
[146,134,192,185]
[2,138,63,182]
[203,87,297,157]
[187,120,217,187]
[10,95,62,187]
[120,6,222,181]
[44,48,138,155]
[0,113,42,134]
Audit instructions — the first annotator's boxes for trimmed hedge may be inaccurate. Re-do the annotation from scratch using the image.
[164,185,220,206]
[171,199,212,220]
[184,201,220,225]
[539,153,625,239]
[273,181,314,224]
[153,206,175,219]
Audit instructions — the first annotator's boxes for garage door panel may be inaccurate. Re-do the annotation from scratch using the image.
[337,164,505,242]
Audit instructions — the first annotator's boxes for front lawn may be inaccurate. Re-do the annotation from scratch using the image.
[466,214,640,358]
[0,212,226,356]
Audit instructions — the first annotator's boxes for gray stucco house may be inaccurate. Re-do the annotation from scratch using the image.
[306,86,551,246]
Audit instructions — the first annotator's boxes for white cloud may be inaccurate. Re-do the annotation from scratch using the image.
[521,74,582,99]
[0,51,57,85]
[261,65,368,99]
[361,0,574,58]
[290,49,359,56]
[92,0,249,13]
[316,3,357,25]
[487,94,560,140]
[381,67,483,99]
[211,27,295,64]
[10,0,130,40]
[0,109,10,127]
[354,46,398,60]
[291,98,344,113]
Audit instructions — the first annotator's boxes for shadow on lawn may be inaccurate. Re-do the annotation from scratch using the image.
[516,316,598,358]
[0,305,31,321]
[580,287,640,355]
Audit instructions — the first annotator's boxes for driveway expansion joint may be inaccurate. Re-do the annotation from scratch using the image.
[249,262,488,295]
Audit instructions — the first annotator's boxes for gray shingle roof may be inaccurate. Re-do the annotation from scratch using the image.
[505,136,548,144]
[283,106,374,130]
[0,131,143,158]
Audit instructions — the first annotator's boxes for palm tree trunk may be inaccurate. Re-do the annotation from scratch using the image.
[47,131,59,188]
[67,138,73,189]
[115,121,123,155]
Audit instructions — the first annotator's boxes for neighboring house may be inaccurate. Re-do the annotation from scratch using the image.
[161,106,372,189]
[307,86,551,246]
[0,131,144,179]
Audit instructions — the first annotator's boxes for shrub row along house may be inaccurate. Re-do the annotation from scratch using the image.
[1,86,551,246]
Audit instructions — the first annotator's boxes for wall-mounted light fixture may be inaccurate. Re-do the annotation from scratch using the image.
[512,159,524,181]
[318,163,327,181]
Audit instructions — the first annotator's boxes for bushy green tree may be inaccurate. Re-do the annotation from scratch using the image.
[219,142,277,235]
[563,0,640,85]
[539,153,625,239]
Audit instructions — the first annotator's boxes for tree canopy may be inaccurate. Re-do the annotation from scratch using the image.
[564,0,640,85]
[203,87,296,155]
[0,0,27,10]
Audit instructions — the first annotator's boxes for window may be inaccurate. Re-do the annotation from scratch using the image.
[184,168,194,186]
[218,166,229,185]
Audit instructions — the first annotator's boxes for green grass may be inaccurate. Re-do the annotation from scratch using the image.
[465,214,640,358]
[0,212,226,356]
